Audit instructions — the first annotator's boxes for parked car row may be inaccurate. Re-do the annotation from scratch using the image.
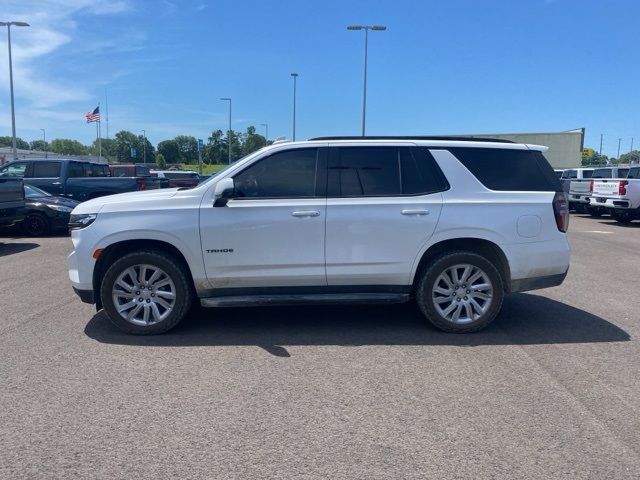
[556,165,640,223]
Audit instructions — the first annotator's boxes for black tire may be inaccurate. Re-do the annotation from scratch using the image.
[100,250,193,334]
[586,206,604,218]
[415,251,504,333]
[22,212,51,236]
[612,210,633,224]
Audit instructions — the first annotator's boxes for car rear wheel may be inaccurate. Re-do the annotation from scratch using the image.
[586,206,604,217]
[612,210,633,224]
[416,251,504,333]
[22,212,50,236]
[100,250,193,334]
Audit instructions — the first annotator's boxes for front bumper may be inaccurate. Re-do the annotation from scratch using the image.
[73,287,95,304]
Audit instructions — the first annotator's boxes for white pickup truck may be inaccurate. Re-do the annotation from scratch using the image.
[589,166,640,223]
[569,167,630,216]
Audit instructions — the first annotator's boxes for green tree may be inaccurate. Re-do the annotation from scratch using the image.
[241,125,267,156]
[173,135,198,164]
[112,131,154,163]
[30,140,49,152]
[581,148,608,167]
[157,139,180,164]
[0,136,29,149]
[90,138,117,160]
[618,150,640,165]
[49,138,88,156]
[203,130,227,164]
[156,152,167,169]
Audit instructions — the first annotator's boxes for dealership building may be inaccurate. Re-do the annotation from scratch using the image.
[468,128,585,169]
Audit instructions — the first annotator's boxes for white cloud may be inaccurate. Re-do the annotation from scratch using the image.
[0,0,137,140]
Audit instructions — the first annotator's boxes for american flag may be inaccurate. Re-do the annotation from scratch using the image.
[85,106,100,123]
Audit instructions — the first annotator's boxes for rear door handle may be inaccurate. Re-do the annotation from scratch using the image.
[401,209,430,216]
[291,210,320,218]
[51,181,62,185]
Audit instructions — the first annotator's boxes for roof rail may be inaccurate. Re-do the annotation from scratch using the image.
[308,135,515,143]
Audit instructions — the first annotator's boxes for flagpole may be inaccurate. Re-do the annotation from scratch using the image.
[98,102,102,161]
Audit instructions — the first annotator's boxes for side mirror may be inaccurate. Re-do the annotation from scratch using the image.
[213,177,235,207]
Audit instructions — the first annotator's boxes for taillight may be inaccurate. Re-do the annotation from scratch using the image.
[619,180,628,195]
[589,180,594,192]
[137,179,146,191]
[553,192,570,233]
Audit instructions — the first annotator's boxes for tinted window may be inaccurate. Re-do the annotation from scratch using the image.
[328,147,400,196]
[136,165,150,176]
[234,148,318,198]
[592,168,612,178]
[582,170,594,179]
[627,167,640,179]
[562,170,577,179]
[111,166,129,177]
[30,161,61,178]
[618,168,629,178]
[0,162,28,177]
[448,148,561,192]
[403,148,448,194]
[68,162,84,177]
[90,164,109,177]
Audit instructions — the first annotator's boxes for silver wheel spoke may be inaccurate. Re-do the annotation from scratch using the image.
[432,263,493,325]
[112,264,176,327]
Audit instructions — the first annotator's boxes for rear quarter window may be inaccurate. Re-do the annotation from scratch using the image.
[447,148,561,192]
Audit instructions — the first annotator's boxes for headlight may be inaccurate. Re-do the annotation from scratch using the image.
[49,204,74,213]
[68,213,97,230]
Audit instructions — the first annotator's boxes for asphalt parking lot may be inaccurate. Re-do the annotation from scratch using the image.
[1,214,639,479]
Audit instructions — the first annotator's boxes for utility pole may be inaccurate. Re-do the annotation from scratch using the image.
[259,123,269,144]
[40,128,46,158]
[630,137,634,153]
[291,73,298,141]
[142,129,146,164]
[599,134,603,155]
[0,21,30,160]
[617,138,622,159]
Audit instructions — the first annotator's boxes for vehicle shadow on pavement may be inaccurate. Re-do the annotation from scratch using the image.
[0,242,39,257]
[84,293,630,356]
[597,220,640,229]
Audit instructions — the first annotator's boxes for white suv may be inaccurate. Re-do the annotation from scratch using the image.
[67,137,570,334]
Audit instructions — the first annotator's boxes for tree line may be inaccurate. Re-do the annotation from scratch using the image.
[582,147,640,166]
[0,126,269,165]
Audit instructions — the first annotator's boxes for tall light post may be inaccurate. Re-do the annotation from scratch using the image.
[220,98,232,163]
[40,128,46,158]
[291,73,299,141]
[259,123,269,144]
[142,129,146,164]
[347,24,386,136]
[0,21,30,160]
[617,138,622,159]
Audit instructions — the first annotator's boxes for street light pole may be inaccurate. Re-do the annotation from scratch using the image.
[618,138,622,159]
[220,98,232,163]
[40,128,46,158]
[347,24,386,136]
[291,73,298,141]
[0,21,30,160]
[142,129,146,164]
[259,123,269,144]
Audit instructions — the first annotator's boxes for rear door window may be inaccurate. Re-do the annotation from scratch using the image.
[30,161,61,178]
[447,147,561,192]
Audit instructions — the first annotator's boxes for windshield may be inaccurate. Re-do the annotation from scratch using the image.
[24,184,51,198]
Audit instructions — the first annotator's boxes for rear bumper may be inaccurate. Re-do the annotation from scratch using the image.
[569,194,590,205]
[510,271,568,293]
[589,196,634,209]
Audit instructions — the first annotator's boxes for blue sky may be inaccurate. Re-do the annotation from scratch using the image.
[1,0,639,157]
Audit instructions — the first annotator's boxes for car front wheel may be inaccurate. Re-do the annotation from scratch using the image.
[100,250,193,334]
[416,251,504,333]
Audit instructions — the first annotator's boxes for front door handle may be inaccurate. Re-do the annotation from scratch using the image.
[51,181,62,185]
[401,209,430,216]
[291,210,320,218]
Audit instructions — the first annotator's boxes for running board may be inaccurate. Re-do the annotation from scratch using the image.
[200,293,411,308]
